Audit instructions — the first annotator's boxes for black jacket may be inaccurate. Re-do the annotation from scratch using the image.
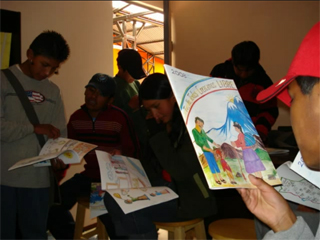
[141,113,217,220]
[210,60,279,140]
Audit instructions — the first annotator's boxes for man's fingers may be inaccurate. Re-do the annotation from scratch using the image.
[248,174,273,193]
[50,127,60,139]
[51,158,66,170]
[34,124,61,139]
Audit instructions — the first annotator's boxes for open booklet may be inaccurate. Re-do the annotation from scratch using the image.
[8,137,97,170]
[95,150,178,215]
[275,151,320,210]
[164,64,282,189]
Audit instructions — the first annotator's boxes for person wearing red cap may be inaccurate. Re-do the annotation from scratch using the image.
[238,21,320,239]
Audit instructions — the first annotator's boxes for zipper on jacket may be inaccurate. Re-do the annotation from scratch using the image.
[92,118,96,133]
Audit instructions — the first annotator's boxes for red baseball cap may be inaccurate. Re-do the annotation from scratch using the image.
[257,21,320,106]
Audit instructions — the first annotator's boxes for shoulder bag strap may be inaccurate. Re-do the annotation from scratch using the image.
[2,68,46,147]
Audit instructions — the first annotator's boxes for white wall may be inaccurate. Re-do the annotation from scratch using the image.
[170,1,320,129]
[1,1,114,119]
[1,0,113,226]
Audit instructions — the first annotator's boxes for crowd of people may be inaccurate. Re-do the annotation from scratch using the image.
[1,20,319,240]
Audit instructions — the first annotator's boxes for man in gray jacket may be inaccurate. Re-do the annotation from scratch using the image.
[1,30,70,239]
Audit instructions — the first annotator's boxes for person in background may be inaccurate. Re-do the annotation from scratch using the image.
[47,73,140,239]
[103,73,218,240]
[210,41,279,144]
[238,21,320,240]
[113,48,148,152]
[1,30,70,239]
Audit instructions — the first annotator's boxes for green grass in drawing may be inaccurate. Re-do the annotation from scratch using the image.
[200,148,278,187]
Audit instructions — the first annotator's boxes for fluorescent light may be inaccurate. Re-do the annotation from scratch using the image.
[144,13,164,22]
[112,0,164,23]
[113,45,122,50]
[112,1,127,9]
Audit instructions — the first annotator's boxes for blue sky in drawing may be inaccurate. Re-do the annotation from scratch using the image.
[185,89,256,145]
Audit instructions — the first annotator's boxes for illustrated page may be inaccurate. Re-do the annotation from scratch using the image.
[275,161,320,210]
[164,64,282,189]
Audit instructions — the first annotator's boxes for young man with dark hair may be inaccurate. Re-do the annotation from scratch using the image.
[1,30,70,239]
[210,41,279,144]
[48,73,140,239]
[238,21,320,239]
[231,41,260,73]
[113,49,147,152]
[29,30,70,62]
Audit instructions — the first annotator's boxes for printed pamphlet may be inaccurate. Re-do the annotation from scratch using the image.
[8,137,97,170]
[90,182,108,218]
[164,64,282,189]
[95,150,178,214]
[290,151,320,188]
[275,152,320,210]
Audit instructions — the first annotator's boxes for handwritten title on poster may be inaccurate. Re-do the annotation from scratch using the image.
[181,79,236,115]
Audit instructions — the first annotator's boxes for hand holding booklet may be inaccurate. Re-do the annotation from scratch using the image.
[8,137,97,170]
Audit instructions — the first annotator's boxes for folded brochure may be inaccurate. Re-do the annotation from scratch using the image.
[9,137,97,170]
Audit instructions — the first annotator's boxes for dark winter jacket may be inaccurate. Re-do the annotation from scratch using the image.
[141,111,217,220]
[67,104,140,180]
[210,59,279,140]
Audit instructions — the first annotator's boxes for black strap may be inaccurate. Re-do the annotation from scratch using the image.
[2,69,46,147]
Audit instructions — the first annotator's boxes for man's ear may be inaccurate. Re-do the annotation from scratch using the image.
[26,49,34,60]
[107,97,114,105]
[118,65,126,72]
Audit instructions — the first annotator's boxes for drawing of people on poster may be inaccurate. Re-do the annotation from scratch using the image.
[192,117,226,185]
[164,64,282,189]
[231,122,266,178]
[215,148,237,184]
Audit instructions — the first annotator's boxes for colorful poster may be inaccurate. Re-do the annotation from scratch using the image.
[164,64,282,189]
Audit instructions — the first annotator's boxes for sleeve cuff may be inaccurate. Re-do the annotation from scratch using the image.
[263,216,313,240]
